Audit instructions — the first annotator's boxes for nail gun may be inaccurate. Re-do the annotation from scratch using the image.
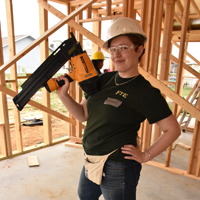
[13,32,99,111]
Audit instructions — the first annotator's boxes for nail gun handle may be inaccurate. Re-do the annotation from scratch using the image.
[56,74,74,87]
[44,74,74,93]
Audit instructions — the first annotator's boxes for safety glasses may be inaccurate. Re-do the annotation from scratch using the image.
[108,45,135,55]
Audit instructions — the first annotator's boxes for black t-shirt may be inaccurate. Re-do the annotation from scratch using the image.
[83,71,172,162]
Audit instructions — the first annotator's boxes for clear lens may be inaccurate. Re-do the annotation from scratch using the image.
[109,45,134,55]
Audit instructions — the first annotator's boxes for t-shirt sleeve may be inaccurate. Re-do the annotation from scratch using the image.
[140,88,172,124]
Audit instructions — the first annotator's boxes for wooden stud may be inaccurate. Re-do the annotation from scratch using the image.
[92,11,101,52]
[39,0,52,145]
[122,0,128,17]
[5,0,23,152]
[149,0,164,77]
[0,125,6,156]
[76,9,84,140]
[173,0,190,115]
[188,114,200,175]
[0,22,12,156]
[160,1,175,81]
[127,0,136,19]
[106,0,111,16]
[175,0,183,15]
[87,5,92,19]
[142,120,152,150]
[166,0,190,167]
[140,0,149,70]
[195,150,200,177]
[145,0,155,72]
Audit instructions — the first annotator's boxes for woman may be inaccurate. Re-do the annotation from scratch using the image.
[91,51,105,75]
[56,17,181,200]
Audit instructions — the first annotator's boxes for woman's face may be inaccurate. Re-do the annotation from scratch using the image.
[110,35,143,77]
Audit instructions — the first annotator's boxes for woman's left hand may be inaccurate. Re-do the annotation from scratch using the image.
[121,145,146,163]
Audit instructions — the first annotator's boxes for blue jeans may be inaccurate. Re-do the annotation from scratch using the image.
[78,159,142,200]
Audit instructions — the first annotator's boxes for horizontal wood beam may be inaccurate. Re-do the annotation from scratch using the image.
[145,161,200,181]
[78,15,122,23]
[48,0,70,5]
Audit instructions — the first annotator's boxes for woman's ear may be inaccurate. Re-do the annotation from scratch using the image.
[137,45,144,57]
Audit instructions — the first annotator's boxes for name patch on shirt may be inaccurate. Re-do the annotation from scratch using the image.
[104,97,122,108]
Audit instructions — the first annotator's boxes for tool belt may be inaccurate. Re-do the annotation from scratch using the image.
[84,149,117,185]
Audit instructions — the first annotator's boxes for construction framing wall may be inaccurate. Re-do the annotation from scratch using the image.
[0,0,200,181]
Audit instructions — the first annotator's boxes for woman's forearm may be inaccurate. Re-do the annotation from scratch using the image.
[59,93,88,122]
[145,114,181,161]
[55,75,88,122]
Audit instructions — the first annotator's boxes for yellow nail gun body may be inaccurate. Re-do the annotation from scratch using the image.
[45,51,99,93]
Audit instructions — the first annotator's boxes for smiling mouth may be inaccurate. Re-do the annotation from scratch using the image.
[115,60,124,63]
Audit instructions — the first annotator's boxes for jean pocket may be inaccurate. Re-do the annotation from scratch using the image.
[102,163,125,189]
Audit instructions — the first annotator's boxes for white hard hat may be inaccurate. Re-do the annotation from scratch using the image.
[102,17,147,49]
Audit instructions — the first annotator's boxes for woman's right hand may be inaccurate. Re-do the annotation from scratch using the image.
[56,74,70,99]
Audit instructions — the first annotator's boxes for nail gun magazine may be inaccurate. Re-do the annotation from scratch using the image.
[13,32,100,111]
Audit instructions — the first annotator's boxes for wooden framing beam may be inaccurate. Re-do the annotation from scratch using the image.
[149,0,164,77]
[140,0,149,70]
[48,0,70,5]
[160,1,175,80]
[175,0,190,108]
[39,0,52,145]
[191,0,200,18]
[97,2,142,15]
[5,0,23,153]
[146,161,200,181]
[76,7,84,140]
[0,0,98,74]
[0,85,76,126]
[39,0,200,124]
[175,0,183,15]
[138,67,200,122]
[78,15,122,23]
[172,40,200,65]
[39,1,104,48]
[106,0,111,16]
[92,11,101,52]
[0,22,12,156]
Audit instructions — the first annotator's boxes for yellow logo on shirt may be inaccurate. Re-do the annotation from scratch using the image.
[115,90,128,98]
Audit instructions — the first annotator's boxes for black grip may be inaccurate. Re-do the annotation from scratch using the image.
[56,74,74,87]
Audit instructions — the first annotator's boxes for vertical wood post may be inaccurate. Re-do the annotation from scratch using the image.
[166,0,190,167]
[5,0,23,152]
[0,22,11,156]
[39,0,52,144]
[92,11,101,53]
